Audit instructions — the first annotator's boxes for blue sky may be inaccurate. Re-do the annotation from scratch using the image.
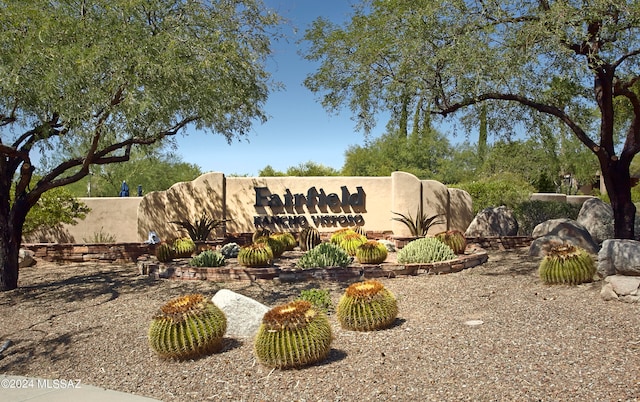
[175,1,388,176]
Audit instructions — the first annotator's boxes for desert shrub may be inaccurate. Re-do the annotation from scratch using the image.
[453,173,535,214]
[82,227,116,243]
[189,250,226,267]
[512,200,581,236]
[297,242,352,269]
[298,289,333,313]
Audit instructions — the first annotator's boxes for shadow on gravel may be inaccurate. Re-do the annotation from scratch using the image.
[0,326,102,373]
[13,267,157,305]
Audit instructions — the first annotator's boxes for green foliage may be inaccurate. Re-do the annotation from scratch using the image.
[397,237,457,264]
[22,186,90,236]
[0,0,281,290]
[259,161,341,177]
[539,245,596,285]
[148,294,227,360]
[341,127,453,181]
[355,241,388,264]
[433,230,467,254]
[512,201,582,236]
[453,173,535,214]
[173,237,196,258]
[391,206,443,237]
[303,0,640,238]
[64,151,202,197]
[254,300,332,369]
[171,214,228,242]
[298,227,321,251]
[298,289,333,314]
[219,242,240,259]
[297,242,352,269]
[337,280,398,332]
[189,250,226,268]
[237,243,273,267]
[155,243,174,263]
[535,172,557,193]
[82,227,116,244]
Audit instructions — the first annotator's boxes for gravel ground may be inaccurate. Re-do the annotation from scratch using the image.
[1,248,639,401]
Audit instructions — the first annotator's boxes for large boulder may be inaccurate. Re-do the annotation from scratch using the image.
[576,198,614,244]
[529,218,598,257]
[465,206,518,237]
[597,239,640,278]
[211,289,270,338]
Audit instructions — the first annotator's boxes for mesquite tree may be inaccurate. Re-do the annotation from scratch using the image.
[304,0,640,239]
[0,0,280,291]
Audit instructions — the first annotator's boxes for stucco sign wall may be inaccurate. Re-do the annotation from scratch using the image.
[137,171,473,241]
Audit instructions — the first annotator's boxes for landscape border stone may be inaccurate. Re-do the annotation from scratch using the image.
[137,247,489,283]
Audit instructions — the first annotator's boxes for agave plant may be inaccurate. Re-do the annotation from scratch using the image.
[391,205,443,237]
[171,213,229,241]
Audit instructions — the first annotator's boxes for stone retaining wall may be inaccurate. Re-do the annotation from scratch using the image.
[138,248,489,283]
[22,235,531,264]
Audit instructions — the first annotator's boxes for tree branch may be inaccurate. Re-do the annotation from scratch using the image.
[434,93,599,152]
[34,116,199,198]
[613,48,640,70]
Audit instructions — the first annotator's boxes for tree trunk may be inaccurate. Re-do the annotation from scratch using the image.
[0,197,29,291]
[0,233,19,291]
[602,160,636,239]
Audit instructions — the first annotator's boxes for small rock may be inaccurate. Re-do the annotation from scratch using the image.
[600,283,619,301]
[606,275,640,296]
[212,289,270,338]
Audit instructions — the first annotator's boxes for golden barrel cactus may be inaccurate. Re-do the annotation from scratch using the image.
[148,294,227,360]
[337,280,398,331]
[254,300,332,369]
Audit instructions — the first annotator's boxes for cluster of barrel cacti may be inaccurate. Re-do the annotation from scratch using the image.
[396,237,456,264]
[148,294,227,360]
[148,283,399,369]
[539,245,596,285]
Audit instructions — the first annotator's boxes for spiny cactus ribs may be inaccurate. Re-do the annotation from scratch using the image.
[337,280,398,331]
[148,294,227,360]
[539,244,596,285]
[254,300,332,369]
[433,230,467,254]
[355,241,388,264]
